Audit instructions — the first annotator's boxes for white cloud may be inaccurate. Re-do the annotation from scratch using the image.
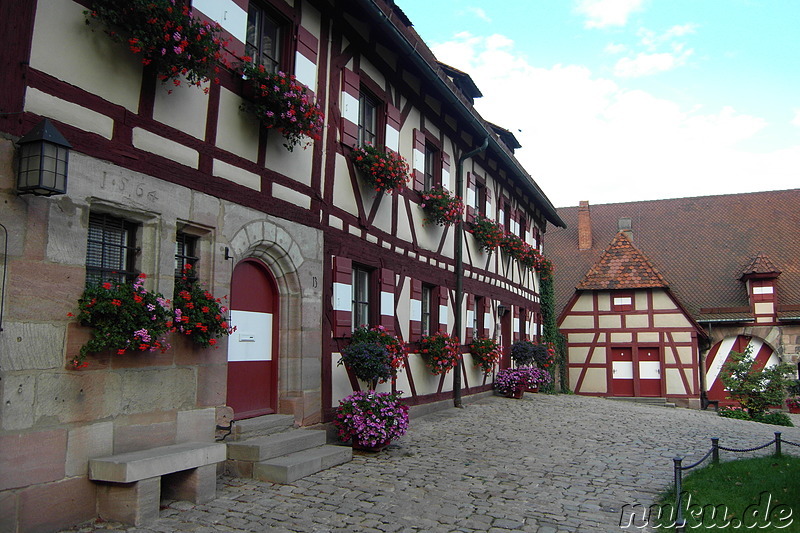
[613,50,692,77]
[574,0,645,28]
[792,110,800,127]
[465,7,492,23]
[610,25,695,77]
[428,33,798,208]
[604,43,628,54]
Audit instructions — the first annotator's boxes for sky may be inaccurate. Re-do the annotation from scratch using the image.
[397,0,800,208]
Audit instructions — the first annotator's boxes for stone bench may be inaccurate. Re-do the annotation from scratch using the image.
[89,441,226,525]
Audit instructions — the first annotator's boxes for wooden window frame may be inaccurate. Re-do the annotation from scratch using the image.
[358,87,384,148]
[246,0,295,74]
[352,264,375,329]
[612,291,634,312]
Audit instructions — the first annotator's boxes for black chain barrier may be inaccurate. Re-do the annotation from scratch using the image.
[671,432,796,533]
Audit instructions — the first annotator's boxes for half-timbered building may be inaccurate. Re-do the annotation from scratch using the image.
[0,1,562,530]
[548,192,800,408]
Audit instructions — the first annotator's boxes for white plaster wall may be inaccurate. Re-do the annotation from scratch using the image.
[571,293,594,312]
[653,313,691,328]
[152,80,209,140]
[626,314,649,328]
[216,88,259,162]
[589,347,606,364]
[652,290,676,310]
[581,368,607,393]
[30,0,142,112]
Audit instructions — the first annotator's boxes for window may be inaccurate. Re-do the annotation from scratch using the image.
[352,265,372,329]
[421,284,434,336]
[519,216,527,240]
[246,3,287,73]
[612,292,634,312]
[473,295,484,339]
[175,232,199,281]
[520,308,527,339]
[474,181,485,217]
[358,90,380,147]
[85,213,138,286]
[423,143,439,190]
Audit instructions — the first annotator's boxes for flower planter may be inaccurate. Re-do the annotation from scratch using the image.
[788,405,800,414]
[352,437,392,452]
[525,385,539,393]
[506,389,525,399]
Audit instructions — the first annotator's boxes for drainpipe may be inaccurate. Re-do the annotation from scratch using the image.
[453,138,488,408]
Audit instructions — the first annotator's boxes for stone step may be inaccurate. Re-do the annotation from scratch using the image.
[253,445,353,484]
[230,414,295,441]
[227,430,327,462]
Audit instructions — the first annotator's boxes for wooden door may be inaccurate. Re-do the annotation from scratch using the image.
[638,347,662,397]
[500,306,512,369]
[611,347,634,396]
[226,259,279,419]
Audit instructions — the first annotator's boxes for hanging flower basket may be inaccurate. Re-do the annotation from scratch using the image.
[468,337,502,374]
[420,331,460,375]
[350,144,410,194]
[468,215,504,253]
[421,186,464,226]
[172,264,235,348]
[85,0,228,92]
[500,233,527,260]
[69,273,171,368]
[339,325,407,389]
[237,60,324,151]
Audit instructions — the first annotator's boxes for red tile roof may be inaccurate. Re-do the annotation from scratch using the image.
[546,189,800,320]
[740,253,781,278]
[577,232,668,290]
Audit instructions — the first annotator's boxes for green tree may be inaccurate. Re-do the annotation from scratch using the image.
[721,346,794,416]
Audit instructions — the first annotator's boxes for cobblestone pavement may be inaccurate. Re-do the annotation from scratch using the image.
[64,395,800,533]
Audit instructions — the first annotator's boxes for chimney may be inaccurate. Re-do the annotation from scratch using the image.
[618,217,632,242]
[578,201,592,250]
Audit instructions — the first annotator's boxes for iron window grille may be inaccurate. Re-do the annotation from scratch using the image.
[85,213,138,286]
[175,232,199,282]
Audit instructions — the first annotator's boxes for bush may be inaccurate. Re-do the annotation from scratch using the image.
[752,412,794,427]
[718,406,752,420]
[718,406,794,427]
[721,345,795,416]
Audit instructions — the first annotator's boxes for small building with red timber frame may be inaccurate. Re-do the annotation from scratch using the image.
[547,192,800,408]
[0,1,563,530]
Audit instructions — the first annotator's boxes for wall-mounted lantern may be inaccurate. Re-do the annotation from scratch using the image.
[16,118,71,197]
[497,304,509,317]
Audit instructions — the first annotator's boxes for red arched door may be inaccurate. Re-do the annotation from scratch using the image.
[227,259,279,419]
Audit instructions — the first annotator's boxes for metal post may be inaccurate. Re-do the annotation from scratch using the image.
[775,432,782,457]
[674,457,686,533]
[452,138,488,409]
[711,438,719,464]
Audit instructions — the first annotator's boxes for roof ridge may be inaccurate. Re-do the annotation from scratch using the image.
[577,231,668,290]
